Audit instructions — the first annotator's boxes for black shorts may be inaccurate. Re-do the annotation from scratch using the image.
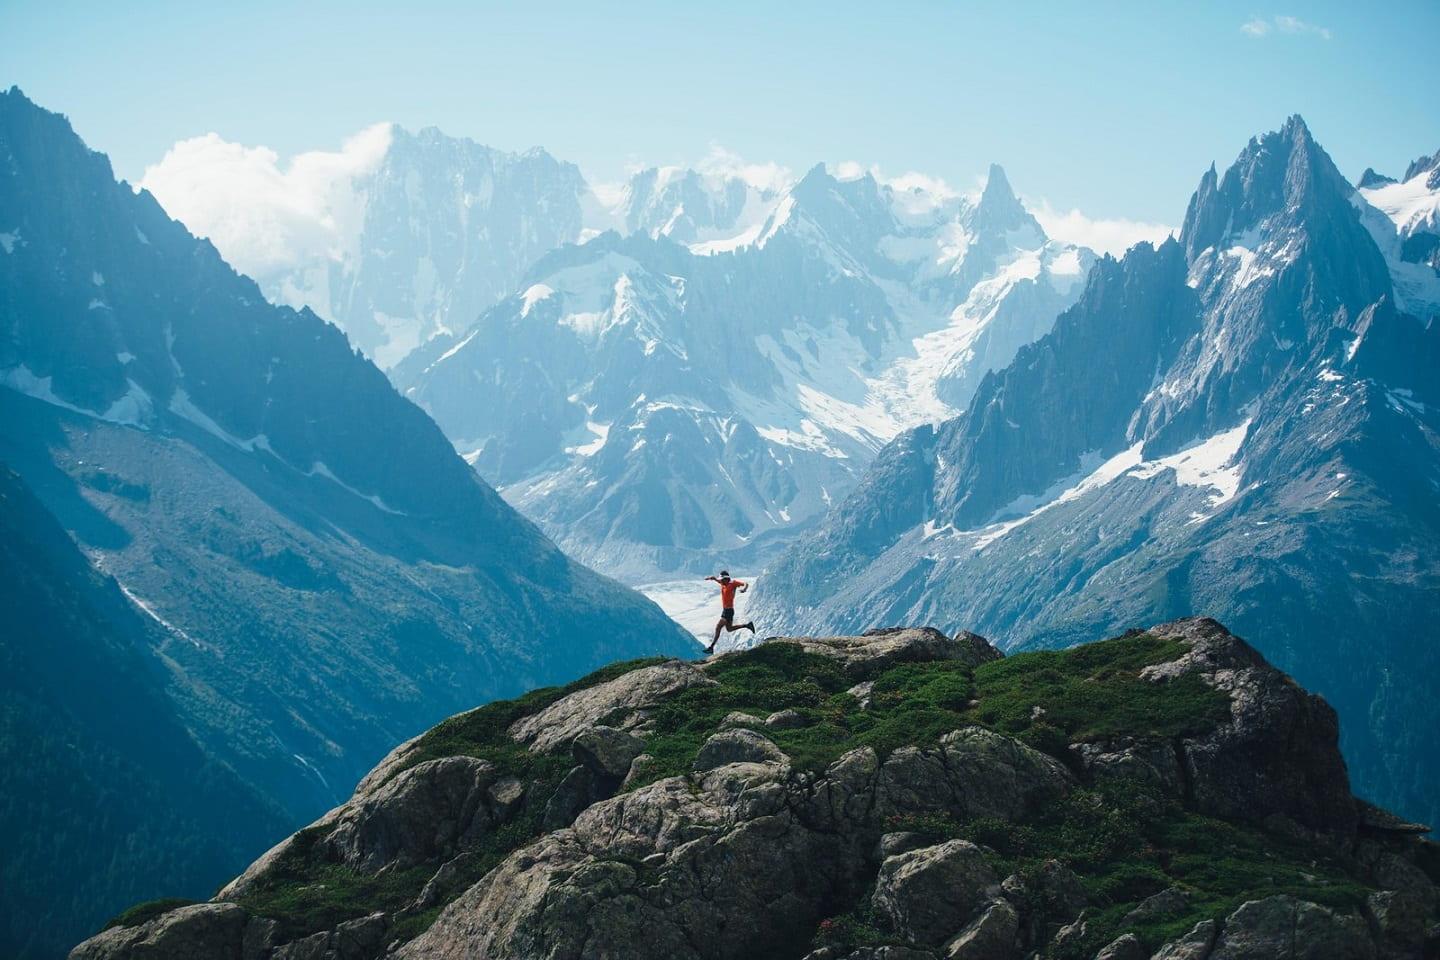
[721,608,735,623]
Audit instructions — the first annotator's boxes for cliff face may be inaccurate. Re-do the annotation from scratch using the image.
[74,620,1438,960]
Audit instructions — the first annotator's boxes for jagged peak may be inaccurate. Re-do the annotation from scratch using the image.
[1281,113,1313,145]
[1403,149,1440,183]
[981,162,1015,202]
[1357,167,1397,189]
[1180,115,1353,259]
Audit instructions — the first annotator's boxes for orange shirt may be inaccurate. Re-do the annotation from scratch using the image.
[718,579,746,607]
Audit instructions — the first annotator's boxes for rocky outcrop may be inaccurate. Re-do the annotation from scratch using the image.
[1150,895,1384,960]
[871,841,1000,946]
[772,627,1004,678]
[73,622,1440,960]
[509,660,716,751]
[1070,619,1361,835]
[69,904,253,960]
[694,728,789,769]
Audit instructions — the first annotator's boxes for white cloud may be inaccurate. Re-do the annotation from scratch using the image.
[1027,198,1176,258]
[1241,14,1332,40]
[695,144,793,194]
[1240,16,1271,37]
[1274,15,1332,38]
[138,123,394,280]
[830,159,960,198]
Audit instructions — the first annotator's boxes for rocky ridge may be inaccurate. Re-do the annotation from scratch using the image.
[73,619,1439,960]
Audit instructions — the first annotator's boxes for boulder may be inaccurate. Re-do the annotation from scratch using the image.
[620,753,662,791]
[397,760,868,960]
[694,729,788,770]
[509,661,716,752]
[1092,932,1146,960]
[1071,738,1184,795]
[1119,886,1189,926]
[1209,895,1374,959]
[847,681,876,710]
[872,840,999,947]
[572,725,646,780]
[878,831,932,859]
[270,912,389,960]
[542,764,604,830]
[414,851,480,910]
[1151,919,1219,960]
[69,903,249,960]
[941,899,1018,959]
[321,756,500,872]
[1141,619,1356,831]
[766,708,809,730]
[1367,889,1430,955]
[220,756,504,899]
[720,711,764,729]
[1030,860,1088,920]
[877,727,1074,823]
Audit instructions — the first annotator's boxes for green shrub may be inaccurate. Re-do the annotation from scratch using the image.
[100,897,197,931]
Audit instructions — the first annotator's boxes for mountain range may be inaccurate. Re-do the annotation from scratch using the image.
[143,126,1099,593]
[393,160,1094,588]
[0,87,693,959]
[752,119,1440,831]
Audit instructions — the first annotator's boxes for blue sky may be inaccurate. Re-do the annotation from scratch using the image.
[4,0,1437,228]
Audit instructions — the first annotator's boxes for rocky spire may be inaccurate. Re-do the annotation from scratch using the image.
[971,162,1042,239]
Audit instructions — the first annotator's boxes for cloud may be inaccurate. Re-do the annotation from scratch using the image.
[831,159,962,200]
[695,144,793,194]
[1027,198,1176,258]
[138,123,394,280]
[1240,16,1271,37]
[1241,14,1332,40]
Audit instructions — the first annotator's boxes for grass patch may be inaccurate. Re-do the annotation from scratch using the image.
[100,897,198,931]
[967,632,1231,753]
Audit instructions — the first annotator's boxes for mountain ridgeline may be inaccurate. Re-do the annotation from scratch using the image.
[394,160,1093,582]
[263,125,594,367]
[0,87,694,959]
[72,620,1440,960]
[753,118,1440,830]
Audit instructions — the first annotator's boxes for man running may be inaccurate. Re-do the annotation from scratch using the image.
[705,571,755,654]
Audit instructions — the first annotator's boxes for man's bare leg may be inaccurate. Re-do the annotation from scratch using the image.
[708,619,724,654]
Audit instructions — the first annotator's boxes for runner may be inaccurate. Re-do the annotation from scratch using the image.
[704,570,755,654]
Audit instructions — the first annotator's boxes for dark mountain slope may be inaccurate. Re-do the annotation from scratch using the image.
[0,464,289,960]
[0,87,695,954]
[753,118,1440,829]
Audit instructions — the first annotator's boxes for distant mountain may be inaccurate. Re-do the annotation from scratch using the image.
[397,162,1093,583]
[0,87,694,953]
[0,464,288,960]
[615,163,784,247]
[753,118,1440,829]
[148,124,595,367]
[1355,148,1440,316]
